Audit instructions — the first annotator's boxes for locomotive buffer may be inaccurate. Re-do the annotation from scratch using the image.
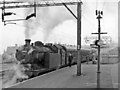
[92,10,107,88]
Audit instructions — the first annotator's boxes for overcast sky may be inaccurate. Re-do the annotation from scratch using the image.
[0,0,118,54]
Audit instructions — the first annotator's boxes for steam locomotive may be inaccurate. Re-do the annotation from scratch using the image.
[15,39,95,78]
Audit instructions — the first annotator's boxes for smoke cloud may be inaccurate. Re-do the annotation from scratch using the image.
[16,0,117,43]
[20,0,76,41]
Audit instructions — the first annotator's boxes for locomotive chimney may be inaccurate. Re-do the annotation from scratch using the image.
[25,39,31,45]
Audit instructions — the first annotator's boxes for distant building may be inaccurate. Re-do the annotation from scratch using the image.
[2,44,18,63]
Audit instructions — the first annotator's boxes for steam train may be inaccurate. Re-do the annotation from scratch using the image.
[15,39,95,78]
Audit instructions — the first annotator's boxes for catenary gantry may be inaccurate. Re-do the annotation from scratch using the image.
[0,0,81,9]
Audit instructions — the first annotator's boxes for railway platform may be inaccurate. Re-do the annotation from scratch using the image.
[5,63,118,88]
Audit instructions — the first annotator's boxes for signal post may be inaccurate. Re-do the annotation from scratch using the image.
[92,10,107,88]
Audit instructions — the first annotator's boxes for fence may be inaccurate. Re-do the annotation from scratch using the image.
[100,55,118,64]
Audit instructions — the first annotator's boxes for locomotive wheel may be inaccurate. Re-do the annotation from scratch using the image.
[32,70,40,77]
[24,70,33,78]
[31,64,41,77]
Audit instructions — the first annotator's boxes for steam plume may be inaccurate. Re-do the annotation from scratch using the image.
[2,61,28,88]
[21,0,75,41]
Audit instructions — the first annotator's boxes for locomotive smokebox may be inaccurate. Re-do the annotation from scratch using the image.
[25,39,31,45]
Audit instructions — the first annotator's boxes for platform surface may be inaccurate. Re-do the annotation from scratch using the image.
[7,63,118,88]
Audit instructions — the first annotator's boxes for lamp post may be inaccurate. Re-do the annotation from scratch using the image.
[96,10,103,74]
[92,10,107,88]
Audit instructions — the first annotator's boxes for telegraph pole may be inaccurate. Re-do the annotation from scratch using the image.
[77,2,82,76]
[92,10,107,88]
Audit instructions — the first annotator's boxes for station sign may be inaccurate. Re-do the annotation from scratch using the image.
[96,40,104,46]
[90,44,109,48]
[84,36,112,44]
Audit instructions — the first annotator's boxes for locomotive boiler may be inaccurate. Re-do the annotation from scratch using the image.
[15,39,95,78]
